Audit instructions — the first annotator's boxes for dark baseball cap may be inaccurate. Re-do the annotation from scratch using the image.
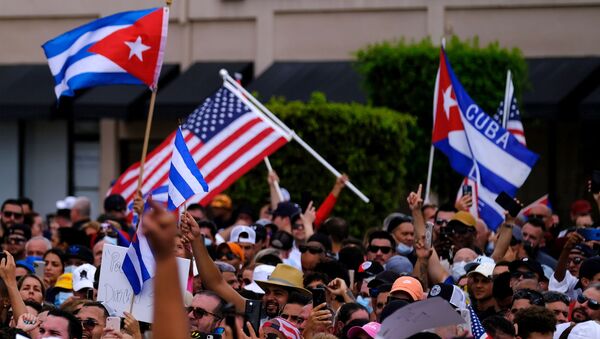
[272,202,301,221]
[7,224,32,240]
[509,258,544,279]
[270,230,294,251]
[104,194,126,212]
[66,245,93,264]
[367,270,401,288]
[355,261,384,281]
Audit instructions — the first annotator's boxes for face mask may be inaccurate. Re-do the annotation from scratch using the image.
[204,237,213,247]
[356,295,373,314]
[451,261,467,281]
[54,292,73,307]
[64,265,77,274]
[486,241,495,255]
[104,236,117,245]
[397,243,414,255]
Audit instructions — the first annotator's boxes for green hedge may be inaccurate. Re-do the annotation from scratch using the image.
[355,37,528,199]
[226,93,416,233]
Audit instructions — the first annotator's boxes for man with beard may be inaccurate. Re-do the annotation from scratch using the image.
[187,291,225,333]
[76,302,108,339]
[571,283,600,323]
[521,218,557,269]
[182,209,312,321]
[1,199,24,240]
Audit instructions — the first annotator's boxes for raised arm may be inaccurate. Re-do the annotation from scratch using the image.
[407,184,425,239]
[315,174,348,227]
[491,214,517,262]
[0,252,27,322]
[180,212,246,313]
[268,170,282,211]
[554,232,584,282]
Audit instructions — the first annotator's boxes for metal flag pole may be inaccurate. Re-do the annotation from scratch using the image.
[502,70,512,129]
[219,69,370,203]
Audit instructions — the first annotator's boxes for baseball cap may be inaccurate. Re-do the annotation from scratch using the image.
[7,224,32,240]
[427,283,466,309]
[104,194,126,212]
[579,256,600,280]
[356,261,384,281]
[464,255,495,273]
[66,245,93,264]
[571,199,592,216]
[216,242,245,263]
[509,258,544,279]
[73,264,96,292]
[572,243,594,258]
[385,255,413,275]
[230,225,256,244]
[56,196,77,210]
[467,262,495,279]
[367,270,400,288]
[210,194,232,210]
[569,320,600,339]
[272,202,301,221]
[448,211,476,228]
[390,276,424,301]
[383,213,413,233]
[347,322,381,339]
[244,264,276,294]
[55,273,73,290]
[270,231,294,251]
[250,223,268,243]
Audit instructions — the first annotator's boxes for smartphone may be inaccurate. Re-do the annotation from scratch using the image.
[192,333,222,339]
[495,191,522,217]
[425,221,434,249]
[592,170,600,194]
[462,185,473,196]
[244,299,262,335]
[106,316,121,331]
[577,228,600,241]
[33,260,45,279]
[312,287,326,307]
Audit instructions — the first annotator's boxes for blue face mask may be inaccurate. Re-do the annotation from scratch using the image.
[104,236,117,245]
[397,243,414,255]
[64,265,77,274]
[55,292,73,307]
[204,237,213,246]
[356,295,373,314]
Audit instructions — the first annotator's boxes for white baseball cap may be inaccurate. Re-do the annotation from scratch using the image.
[467,262,495,279]
[72,264,96,292]
[230,225,256,244]
[244,264,275,294]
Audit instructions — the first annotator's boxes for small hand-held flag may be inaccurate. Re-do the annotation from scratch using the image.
[42,7,169,98]
[167,128,209,210]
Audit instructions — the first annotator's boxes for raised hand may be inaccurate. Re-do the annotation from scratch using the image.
[332,174,349,197]
[300,201,316,226]
[407,184,423,211]
[133,191,144,216]
[267,171,279,185]
[0,251,17,284]
[180,212,201,242]
[455,194,472,212]
[16,313,38,332]
[123,312,141,339]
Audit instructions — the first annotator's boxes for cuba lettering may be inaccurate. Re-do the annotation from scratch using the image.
[465,104,509,150]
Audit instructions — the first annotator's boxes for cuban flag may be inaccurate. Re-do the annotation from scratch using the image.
[432,48,539,230]
[42,7,169,99]
[167,128,209,211]
[127,185,169,226]
[122,217,155,295]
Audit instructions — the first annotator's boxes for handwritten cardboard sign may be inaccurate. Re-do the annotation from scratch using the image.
[97,244,190,323]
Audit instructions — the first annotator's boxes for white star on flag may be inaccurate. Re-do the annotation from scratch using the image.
[124,36,150,61]
[443,85,457,118]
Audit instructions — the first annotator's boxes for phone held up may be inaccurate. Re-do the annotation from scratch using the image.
[495,191,522,218]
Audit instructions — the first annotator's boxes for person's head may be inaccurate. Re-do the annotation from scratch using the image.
[65,245,94,267]
[575,214,594,227]
[280,292,311,329]
[526,204,553,230]
[447,211,476,251]
[92,240,105,267]
[42,308,83,339]
[389,276,424,303]
[301,233,330,272]
[18,274,45,304]
[323,217,349,246]
[255,264,311,318]
[578,256,600,290]
[19,197,33,215]
[26,236,52,258]
[513,306,555,339]
[366,231,395,266]
[481,315,515,339]
[1,199,24,228]
[44,248,66,287]
[507,289,545,323]
[467,263,495,302]
[347,321,381,339]
[208,194,233,220]
[433,203,456,238]
[542,291,569,324]
[570,200,592,223]
[215,261,241,291]
[572,283,600,322]
[187,203,206,220]
[262,317,301,339]
[474,219,490,252]
[188,291,224,333]
[230,225,257,265]
[70,197,91,223]
[334,303,369,336]
[197,220,217,247]
[568,243,593,278]
[77,302,108,339]
[509,258,544,291]
[6,224,32,259]
[383,213,414,249]
[521,219,545,250]
[272,202,302,232]
[493,261,511,278]
[103,194,126,221]
[216,242,244,270]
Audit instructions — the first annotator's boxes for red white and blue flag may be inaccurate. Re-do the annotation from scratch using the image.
[122,217,155,295]
[493,77,526,145]
[42,7,169,98]
[433,48,539,230]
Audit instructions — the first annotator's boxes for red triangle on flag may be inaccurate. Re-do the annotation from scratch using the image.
[88,8,164,86]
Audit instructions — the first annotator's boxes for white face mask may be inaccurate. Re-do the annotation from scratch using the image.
[204,237,213,246]
[104,236,117,245]
[64,265,77,274]
[451,261,467,281]
[397,243,414,255]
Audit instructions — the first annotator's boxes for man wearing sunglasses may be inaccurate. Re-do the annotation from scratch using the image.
[300,233,330,273]
[572,283,600,323]
[506,288,545,323]
[76,301,108,339]
[188,291,225,333]
[509,258,545,292]
[1,199,24,238]
[447,211,477,256]
[5,224,31,260]
[366,231,396,266]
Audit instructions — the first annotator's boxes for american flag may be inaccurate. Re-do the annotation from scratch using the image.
[108,81,290,210]
[494,96,526,146]
[468,305,490,339]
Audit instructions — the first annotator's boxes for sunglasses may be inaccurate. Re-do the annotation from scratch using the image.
[376,302,385,309]
[527,214,546,220]
[187,307,220,319]
[568,257,584,265]
[387,295,413,303]
[280,313,304,324]
[435,219,449,226]
[219,253,239,261]
[242,278,252,286]
[3,211,23,218]
[80,319,99,331]
[451,226,475,235]
[7,237,26,244]
[577,295,600,310]
[511,271,537,280]
[299,246,323,254]
[292,223,304,230]
[367,245,392,254]
[369,287,380,298]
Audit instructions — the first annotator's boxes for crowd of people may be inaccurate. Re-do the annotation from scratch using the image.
[0,172,599,339]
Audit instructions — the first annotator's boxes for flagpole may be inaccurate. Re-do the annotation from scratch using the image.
[219,70,370,203]
[264,157,284,201]
[136,89,158,194]
[502,70,512,129]
[424,145,435,203]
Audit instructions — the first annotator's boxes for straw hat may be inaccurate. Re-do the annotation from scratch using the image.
[255,264,312,297]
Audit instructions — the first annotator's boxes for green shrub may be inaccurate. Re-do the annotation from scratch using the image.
[226,93,416,233]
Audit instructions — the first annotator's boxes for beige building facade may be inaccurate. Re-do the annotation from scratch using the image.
[0,0,599,216]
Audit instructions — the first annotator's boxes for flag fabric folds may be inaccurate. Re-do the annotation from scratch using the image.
[127,185,168,226]
[122,218,155,295]
[493,78,527,145]
[108,82,291,214]
[468,305,489,339]
[167,128,209,210]
[42,7,169,99]
[432,48,539,230]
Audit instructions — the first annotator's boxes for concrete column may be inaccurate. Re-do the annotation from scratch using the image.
[99,119,119,200]
[255,9,274,76]
[427,3,445,45]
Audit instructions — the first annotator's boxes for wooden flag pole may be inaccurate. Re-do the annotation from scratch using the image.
[136,88,159,193]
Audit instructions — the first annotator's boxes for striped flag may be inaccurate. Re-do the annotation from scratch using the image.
[122,217,155,294]
[468,305,490,339]
[108,81,291,213]
[167,128,209,210]
[493,80,526,145]
[127,185,168,226]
